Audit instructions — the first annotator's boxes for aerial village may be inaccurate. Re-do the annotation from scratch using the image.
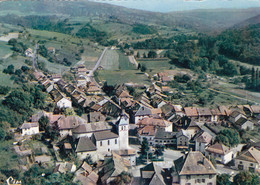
[5,45,259,185]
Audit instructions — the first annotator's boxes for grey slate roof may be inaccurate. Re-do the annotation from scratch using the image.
[155,128,176,139]
[94,130,118,141]
[135,106,152,116]
[21,122,38,129]
[73,121,112,134]
[174,151,217,175]
[76,137,96,153]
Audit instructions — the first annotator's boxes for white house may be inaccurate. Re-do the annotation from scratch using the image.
[57,97,72,109]
[205,143,234,164]
[20,122,39,136]
[173,151,217,185]
[234,147,260,173]
[25,48,33,57]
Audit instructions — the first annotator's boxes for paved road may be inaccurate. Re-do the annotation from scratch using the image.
[88,47,108,77]
[128,55,138,69]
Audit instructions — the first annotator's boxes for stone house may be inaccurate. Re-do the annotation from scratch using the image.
[234,147,260,173]
[205,143,234,164]
[194,131,213,154]
[173,151,217,185]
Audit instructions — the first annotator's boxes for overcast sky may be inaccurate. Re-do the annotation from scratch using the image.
[92,0,260,12]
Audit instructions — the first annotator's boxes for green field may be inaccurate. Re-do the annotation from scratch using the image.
[0,41,11,58]
[96,70,151,86]
[137,58,173,73]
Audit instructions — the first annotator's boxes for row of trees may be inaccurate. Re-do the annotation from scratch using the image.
[217,171,259,185]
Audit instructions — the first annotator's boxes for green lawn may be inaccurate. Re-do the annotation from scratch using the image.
[96,70,151,86]
[118,51,136,70]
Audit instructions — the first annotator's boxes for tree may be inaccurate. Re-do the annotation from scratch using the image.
[112,171,133,185]
[38,116,49,131]
[140,138,149,156]
[3,65,14,74]
[136,51,140,58]
[233,171,260,185]
[147,51,157,58]
[215,129,240,147]
[140,64,147,72]
[64,108,76,116]
[217,174,232,185]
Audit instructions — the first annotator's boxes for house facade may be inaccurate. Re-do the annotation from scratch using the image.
[21,122,39,136]
[173,151,217,185]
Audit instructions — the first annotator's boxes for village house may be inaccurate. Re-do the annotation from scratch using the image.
[176,129,193,150]
[41,79,54,93]
[76,76,86,88]
[98,154,131,185]
[49,88,72,109]
[138,126,157,145]
[50,74,62,82]
[76,136,98,160]
[25,48,33,57]
[197,107,212,122]
[141,161,173,185]
[173,151,217,185]
[153,128,176,147]
[47,47,56,54]
[250,105,260,118]
[86,81,103,95]
[234,147,260,172]
[76,65,89,76]
[194,131,213,154]
[54,162,77,174]
[173,105,185,117]
[234,117,254,130]
[20,122,39,136]
[136,116,172,132]
[113,149,137,166]
[134,106,154,123]
[184,107,199,119]
[57,115,85,137]
[229,110,247,124]
[73,162,99,185]
[210,108,223,122]
[205,143,234,164]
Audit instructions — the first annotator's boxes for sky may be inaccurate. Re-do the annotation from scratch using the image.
[91,0,260,12]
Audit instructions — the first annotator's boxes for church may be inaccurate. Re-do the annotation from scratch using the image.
[75,112,132,162]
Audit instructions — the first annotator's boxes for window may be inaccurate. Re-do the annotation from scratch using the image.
[197,179,201,183]
[108,140,110,145]
[100,141,102,146]
[249,167,255,173]
[209,175,212,179]
[238,165,244,170]
[202,179,205,183]
[185,183,191,185]
[186,175,191,180]
[240,161,243,164]
[250,163,254,166]
[219,154,221,157]
[115,139,117,144]
[108,148,110,152]
[155,140,158,142]
[207,183,213,185]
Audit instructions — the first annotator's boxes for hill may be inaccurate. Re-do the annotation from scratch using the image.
[233,14,260,28]
[0,1,260,34]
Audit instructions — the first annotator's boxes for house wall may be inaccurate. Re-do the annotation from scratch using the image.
[165,123,172,132]
[241,121,254,130]
[60,129,72,137]
[96,138,120,153]
[195,141,207,154]
[142,171,154,179]
[135,115,149,124]
[139,135,155,145]
[73,132,93,139]
[230,114,245,123]
[234,159,259,172]
[57,98,72,109]
[180,174,216,185]
[177,136,189,147]
[206,151,233,164]
[77,150,97,161]
[154,138,176,146]
[22,127,39,136]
